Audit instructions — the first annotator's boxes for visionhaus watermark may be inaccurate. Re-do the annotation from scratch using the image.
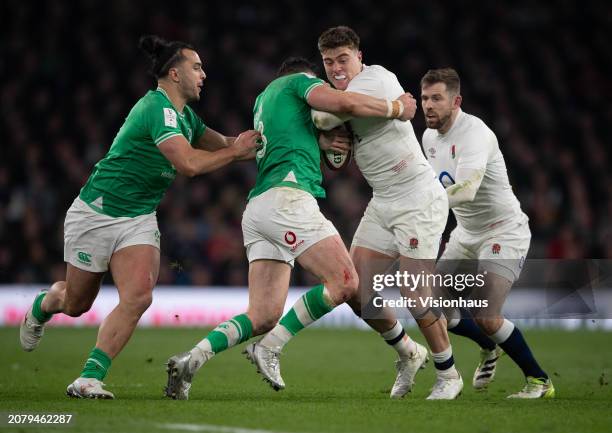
[359,259,612,321]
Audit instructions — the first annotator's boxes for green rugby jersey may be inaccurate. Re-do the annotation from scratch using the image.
[80,88,206,217]
[248,73,325,200]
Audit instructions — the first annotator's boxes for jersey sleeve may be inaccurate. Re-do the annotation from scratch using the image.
[292,73,325,100]
[455,126,492,171]
[190,112,207,144]
[143,98,186,146]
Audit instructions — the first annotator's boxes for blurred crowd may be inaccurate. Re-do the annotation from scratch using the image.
[1,0,611,285]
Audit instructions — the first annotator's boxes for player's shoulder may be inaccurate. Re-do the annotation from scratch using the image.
[357,64,396,81]
[458,111,493,136]
[138,89,174,114]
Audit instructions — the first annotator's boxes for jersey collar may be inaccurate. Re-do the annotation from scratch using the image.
[156,87,186,117]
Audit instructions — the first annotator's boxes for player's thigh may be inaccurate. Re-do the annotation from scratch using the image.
[297,235,358,297]
[247,259,291,325]
[109,245,160,308]
[351,199,398,258]
[469,271,513,319]
[390,187,448,259]
[436,228,479,309]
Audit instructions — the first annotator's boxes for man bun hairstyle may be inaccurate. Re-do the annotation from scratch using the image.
[138,35,195,79]
[277,56,317,77]
[420,68,461,95]
[318,26,360,52]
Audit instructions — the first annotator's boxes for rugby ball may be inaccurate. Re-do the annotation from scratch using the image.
[322,148,352,171]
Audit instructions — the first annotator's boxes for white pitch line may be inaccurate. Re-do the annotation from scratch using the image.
[157,422,296,433]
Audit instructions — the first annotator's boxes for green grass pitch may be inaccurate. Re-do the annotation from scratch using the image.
[1,327,611,433]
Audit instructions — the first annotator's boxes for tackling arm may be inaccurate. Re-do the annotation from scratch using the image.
[306,84,411,126]
[158,130,259,177]
[196,127,235,151]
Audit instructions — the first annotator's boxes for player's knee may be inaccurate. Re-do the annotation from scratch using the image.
[474,317,501,335]
[126,292,153,315]
[328,269,359,305]
[120,285,153,315]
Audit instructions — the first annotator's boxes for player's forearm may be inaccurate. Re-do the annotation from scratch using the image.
[446,169,484,208]
[307,85,403,121]
[199,136,234,151]
[341,92,403,119]
[183,147,237,177]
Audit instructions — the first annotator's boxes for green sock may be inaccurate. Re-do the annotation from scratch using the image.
[32,292,53,323]
[279,284,334,335]
[80,347,112,381]
[197,313,253,354]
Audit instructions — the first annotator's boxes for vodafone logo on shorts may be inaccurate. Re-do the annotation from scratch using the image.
[284,231,297,245]
[284,231,304,252]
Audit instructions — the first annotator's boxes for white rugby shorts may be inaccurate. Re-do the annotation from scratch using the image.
[351,183,448,259]
[242,187,338,267]
[64,197,160,272]
[439,214,531,282]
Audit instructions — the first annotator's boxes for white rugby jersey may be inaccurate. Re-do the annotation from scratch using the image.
[346,65,437,200]
[422,110,526,233]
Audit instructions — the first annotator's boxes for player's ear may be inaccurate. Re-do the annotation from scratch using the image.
[454,94,462,109]
[168,67,180,83]
[357,50,363,62]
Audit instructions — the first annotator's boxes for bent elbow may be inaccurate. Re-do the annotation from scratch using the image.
[177,162,197,178]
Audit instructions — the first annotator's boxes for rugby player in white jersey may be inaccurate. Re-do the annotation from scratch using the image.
[420,67,554,399]
[256,27,463,400]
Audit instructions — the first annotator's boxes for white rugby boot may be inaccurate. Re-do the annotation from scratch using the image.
[426,373,464,400]
[66,378,115,399]
[244,341,285,391]
[390,342,429,399]
[473,346,503,389]
[165,351,203,400]
[507,377,555,399]
[20,294,47,352]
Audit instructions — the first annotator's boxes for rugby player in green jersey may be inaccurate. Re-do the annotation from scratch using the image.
[165,57,417,399]
[19,35,260,399]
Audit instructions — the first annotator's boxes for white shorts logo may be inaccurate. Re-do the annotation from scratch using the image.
[163,108,177,128]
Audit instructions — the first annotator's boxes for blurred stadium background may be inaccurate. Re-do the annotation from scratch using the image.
[1,1,610,286]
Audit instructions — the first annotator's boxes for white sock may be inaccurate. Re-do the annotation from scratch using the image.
[189,342,214,372]
[489,319,515,344]
[381,321,417,358]
[260,323,293,351]
[432,345,459,379]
